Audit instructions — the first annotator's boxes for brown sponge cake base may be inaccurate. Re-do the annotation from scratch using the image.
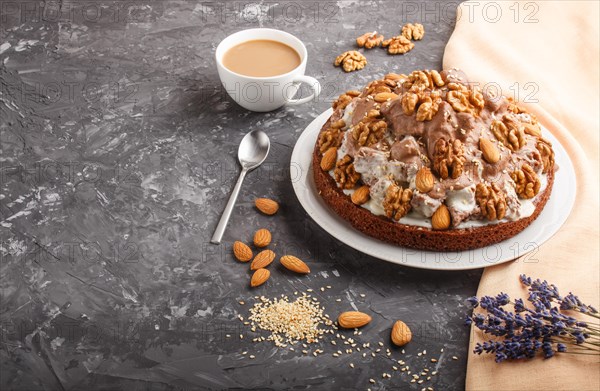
[313,120,555,252]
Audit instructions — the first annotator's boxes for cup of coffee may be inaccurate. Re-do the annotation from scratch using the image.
[216,28,321,112]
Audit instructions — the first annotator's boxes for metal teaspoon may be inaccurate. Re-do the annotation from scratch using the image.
[210,129,270,244]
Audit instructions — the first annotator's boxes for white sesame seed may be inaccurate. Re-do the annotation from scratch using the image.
[452,356,458,360]
[249,355,255,359]
[349,363,354,368]
[369,379,376,384]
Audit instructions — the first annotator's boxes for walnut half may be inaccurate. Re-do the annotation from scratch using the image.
[432,139,466,179]
[490,116,526,151]
[536,138,555,174]
[401,23,425,40]
[511,164,541,199]
[383,183,413,220]
[382,35,414,54]
[334,155,361,189]
[352,110,388,147]
[333,90,360,111]
[356,31,384,49]
[475,183,507,220]
[334,51,367,72]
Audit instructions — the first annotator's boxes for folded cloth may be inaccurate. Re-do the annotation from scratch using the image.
[443,1,600,390]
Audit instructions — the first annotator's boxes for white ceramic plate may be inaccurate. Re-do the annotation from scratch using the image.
[290,109,576,270]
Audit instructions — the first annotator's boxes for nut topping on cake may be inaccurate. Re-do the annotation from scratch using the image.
[490,116,526,151]
[511,164,541,199]
[479,138,500,164]
[334,155,361,189]
[351,185,371,205]
[476,183,507,220]
[320,147,338,171]
[431,204,451,230]
[333,90,360,111]
[352,113,388,147]
[383,183,413,220]
[415,167,435,193]
[432,139,466,180]
[536,138,555,174]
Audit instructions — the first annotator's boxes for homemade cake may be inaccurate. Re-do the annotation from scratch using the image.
[313,69,556,251]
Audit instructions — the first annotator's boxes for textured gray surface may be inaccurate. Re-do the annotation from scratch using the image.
[1,1,481,390]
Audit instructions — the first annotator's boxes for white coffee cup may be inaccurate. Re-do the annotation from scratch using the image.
[215,28,321,112]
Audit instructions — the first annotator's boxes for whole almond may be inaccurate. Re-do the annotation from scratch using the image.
[250,268,270,287]
[280,255,310,274]
[374,92,398,102]
[255,198,279,215]
[523,123,542,138]
[480,138,500,164]
[233,241,253,262]
[415,167,434,193]
[251,249,275,270]
[391,320,412,346]
[253,228,272,248]
[432,204,451,230]
[321,147,338,171]
[351,185,371,205]
[338,311,372,329]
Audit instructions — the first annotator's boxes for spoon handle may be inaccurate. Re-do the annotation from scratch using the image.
[210,168,248,244]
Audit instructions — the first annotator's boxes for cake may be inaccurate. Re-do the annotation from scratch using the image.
[313,69,556,252]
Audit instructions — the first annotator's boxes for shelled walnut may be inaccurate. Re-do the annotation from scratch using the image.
[383,183,413,220]
[318,120,345,153]
[511,164,541,199]
[416,96,435,121]
[365,79,393,96]
[334,51,367,72]
[475,183,507,220]
[490,116,526,151]
[401,92,419,115]
[446,90,470,113]
[401,23,425,40]
[382,35,414,54]
[334,155,360,189]
[432,139,466,179]
[536,138,555,174]
[356,31,384,49]
[352,111,388,147]
[333,90,360,111]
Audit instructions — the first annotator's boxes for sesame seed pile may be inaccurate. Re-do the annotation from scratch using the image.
[248,293,334,347]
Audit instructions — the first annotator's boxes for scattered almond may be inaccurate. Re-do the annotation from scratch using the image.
[374,92,398,103]
[432,204,451,230]
[253,228,272,247]
[415,167,434,193]
[338,311,372,329]
[351,185,371,205]
[250,268,270,287]
[251,249,275,270]
[391,320,412,346]
[479,138,500,164]
[321,147,338,171]
[233,241,253,262]
[280,255,310,274]
[255,198,279,215]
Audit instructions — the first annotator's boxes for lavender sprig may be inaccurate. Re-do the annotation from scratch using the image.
[466,275,600,362]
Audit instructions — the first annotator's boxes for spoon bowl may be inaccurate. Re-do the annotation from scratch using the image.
[239,130,270,170]
[211,129,271,244]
